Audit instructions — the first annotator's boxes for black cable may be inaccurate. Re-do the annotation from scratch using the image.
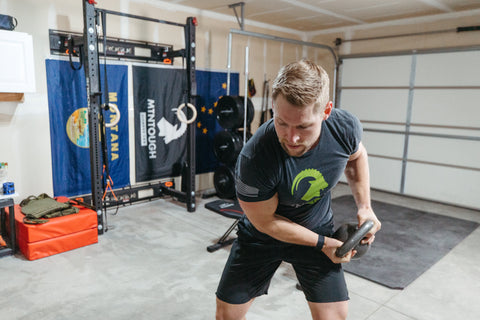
[99,10,110,181]
[99,10,121,220]
[67,35,83,70]
[101,11,110,111]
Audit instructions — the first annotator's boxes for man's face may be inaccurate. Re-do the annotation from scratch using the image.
[273,94,331,157]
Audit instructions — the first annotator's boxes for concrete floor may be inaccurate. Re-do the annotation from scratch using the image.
[1,183,479,320]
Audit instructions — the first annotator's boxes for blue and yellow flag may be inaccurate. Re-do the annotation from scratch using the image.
[46,59,129,197]
[195,70,239,173]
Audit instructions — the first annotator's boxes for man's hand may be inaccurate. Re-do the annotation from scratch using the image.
[321,236,356,264]
[357,207,381,245]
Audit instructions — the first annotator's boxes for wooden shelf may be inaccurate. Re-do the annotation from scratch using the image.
[0,92,24,102]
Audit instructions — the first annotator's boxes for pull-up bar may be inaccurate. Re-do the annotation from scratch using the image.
[96,8,187,27]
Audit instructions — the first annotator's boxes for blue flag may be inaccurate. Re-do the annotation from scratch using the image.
[195,70,239,173]
[46,59,129,197]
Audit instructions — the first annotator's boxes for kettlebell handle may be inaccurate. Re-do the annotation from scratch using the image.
[335,219,374,258]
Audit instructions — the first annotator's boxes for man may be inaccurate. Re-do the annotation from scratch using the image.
[215,59,381,320]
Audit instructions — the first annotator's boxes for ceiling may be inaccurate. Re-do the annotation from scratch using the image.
[162,0,480,34]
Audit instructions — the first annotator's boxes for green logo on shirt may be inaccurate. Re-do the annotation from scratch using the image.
[291,169,329,204]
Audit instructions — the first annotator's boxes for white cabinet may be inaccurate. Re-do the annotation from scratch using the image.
[0,30,35,93]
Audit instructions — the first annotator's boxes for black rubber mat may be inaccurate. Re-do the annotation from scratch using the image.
[331,195,479,289]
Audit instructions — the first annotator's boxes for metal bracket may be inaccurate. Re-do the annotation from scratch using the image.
[49,29,174,64]
[229,2,245,30]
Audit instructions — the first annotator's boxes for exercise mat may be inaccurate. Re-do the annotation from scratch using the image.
[331,195,479,289]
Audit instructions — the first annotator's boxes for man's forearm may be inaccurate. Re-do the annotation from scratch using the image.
[239,198,353,263]
[258,215,357,264]
[255,213,321,247]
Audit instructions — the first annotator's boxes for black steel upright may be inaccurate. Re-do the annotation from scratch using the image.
[82,0,105,234]
[184,17,197,212]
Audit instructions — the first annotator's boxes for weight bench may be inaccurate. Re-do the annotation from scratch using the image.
[205,199,244,252]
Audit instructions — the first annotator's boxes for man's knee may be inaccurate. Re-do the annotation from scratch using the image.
[308,300,348,320]
[216,297,252,320]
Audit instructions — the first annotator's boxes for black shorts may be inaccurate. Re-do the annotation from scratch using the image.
[216,228,349,304]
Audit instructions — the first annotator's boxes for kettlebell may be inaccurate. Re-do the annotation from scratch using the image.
[332,222,371,259]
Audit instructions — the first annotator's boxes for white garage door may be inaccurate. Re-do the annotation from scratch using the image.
[338,49,480,209]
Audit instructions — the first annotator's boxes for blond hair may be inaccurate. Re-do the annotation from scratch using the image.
[272,59,329,112]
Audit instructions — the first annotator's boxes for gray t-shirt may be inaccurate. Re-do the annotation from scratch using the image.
[235,108,362,242]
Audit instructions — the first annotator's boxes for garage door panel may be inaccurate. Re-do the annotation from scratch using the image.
[342,56,412,87]
[369,157,402,193]
[404,163,480,209]
[341,89,409,122]
[411,89,480,128]
[363,131,405,159]
[415,51,480,86]
[408,136,480,169]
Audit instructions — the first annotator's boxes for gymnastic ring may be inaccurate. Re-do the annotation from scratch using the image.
[177,103,197,124]
[102,103,121,128]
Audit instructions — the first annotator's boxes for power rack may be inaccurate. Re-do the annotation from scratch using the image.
[63,0,198,234]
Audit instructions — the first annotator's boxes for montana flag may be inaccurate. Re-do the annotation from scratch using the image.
[46,59,129,197]
[195,70,239,173]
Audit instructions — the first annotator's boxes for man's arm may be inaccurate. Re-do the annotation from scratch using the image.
[344,142,381,243]
[238,195,354,263]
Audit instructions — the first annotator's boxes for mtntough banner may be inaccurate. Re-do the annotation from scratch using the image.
[195,70,239,174]
[133,66,240,181]
[46,59,129,197]
[133,66,187,182]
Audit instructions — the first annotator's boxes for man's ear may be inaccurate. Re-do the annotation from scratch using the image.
[271,100,276,116]
[323,101,333,120]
